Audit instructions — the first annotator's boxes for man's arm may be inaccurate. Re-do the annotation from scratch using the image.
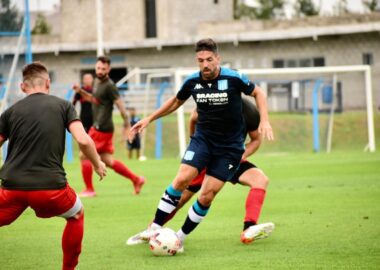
[242,130,261,160]
[114,97,130,129]
[250,85,274,141]
[68,121,106,179]
[72,84,99,104]
[129,96,185,140]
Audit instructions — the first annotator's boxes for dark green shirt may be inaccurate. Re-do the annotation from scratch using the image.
[0,93,79,190]
[92,78,119,132]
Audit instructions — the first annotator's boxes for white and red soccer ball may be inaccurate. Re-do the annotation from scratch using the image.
[149,228,181,256]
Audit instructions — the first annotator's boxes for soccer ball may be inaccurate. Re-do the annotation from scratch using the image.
[149,228,181,256]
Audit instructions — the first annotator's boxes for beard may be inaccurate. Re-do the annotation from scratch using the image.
[96,73,107,80]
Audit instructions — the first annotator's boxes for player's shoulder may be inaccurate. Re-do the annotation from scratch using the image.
[220,67,250,84]
[183,71,201,85]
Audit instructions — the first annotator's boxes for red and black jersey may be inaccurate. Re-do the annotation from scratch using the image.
[73,86,93,132]
[0,93,79,190]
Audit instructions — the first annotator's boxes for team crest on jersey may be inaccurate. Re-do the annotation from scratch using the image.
[218,80,228,91]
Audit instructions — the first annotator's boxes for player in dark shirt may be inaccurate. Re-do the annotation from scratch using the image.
[73,56,145,197]
[127,38,274,251]
[125,107,141,159]
[0,62,106,270]
[73,73,94,132]
[160,97,273,244]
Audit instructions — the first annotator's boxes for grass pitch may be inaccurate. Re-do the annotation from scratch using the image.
[0,151,379,269]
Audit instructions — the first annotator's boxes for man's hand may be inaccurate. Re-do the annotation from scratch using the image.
[258,121,274,141]
[129,118,150,142]
[72,83,81,93]
[94,161,107,181]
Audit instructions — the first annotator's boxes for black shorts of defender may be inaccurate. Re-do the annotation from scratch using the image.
[187,160,257,193]
[182,134,244,183]
[127,137,141,150]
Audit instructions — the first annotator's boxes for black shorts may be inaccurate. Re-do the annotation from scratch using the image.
[186,160,257,193]
[127,137,141,150]
[181,134,244,181]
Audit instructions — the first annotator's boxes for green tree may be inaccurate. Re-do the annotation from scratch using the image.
[296,0,319,17]
[363,0,378,12]
[0,0,23,32]
[234,0,285,20]
[32,13,51,35]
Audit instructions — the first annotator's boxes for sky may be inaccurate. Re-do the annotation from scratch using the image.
[12,0,370,14]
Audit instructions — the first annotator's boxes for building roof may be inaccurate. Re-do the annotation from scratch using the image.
[1,13,380,55]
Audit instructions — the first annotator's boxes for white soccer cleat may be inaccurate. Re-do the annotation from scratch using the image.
[240,222,275,244]
[126,225,160,246]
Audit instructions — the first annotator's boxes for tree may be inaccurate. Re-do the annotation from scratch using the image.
[0,0,23,32]
[234,0,285,20]
[363,0,378,12]
[296,0,319,17]
[32,13,51,35]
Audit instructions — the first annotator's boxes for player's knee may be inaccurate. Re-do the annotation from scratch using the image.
[255,173,269,189]
[198,191,216,207]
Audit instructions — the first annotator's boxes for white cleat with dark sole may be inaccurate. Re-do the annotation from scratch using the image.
[240,222,275,244]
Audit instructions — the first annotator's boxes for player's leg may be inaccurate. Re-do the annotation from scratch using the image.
[177,175,225,243]
[237,163,274,244]
[28,185,84,270]
[79,151,95,197]
[100,152,145,194]
[0,189,28,226]
[163,168,205,225]
[126,163,199,245]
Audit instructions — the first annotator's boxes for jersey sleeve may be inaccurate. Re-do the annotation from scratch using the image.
[238,73,256,96]
[176,80,192,101]
[0,110,10,139]
[65,102,80,129]
[108,83,120,101]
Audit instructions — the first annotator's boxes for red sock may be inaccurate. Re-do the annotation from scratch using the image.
[62,212,84,270]
[81,160,94,191]
[244,188,266,224]
[112,160,139,183]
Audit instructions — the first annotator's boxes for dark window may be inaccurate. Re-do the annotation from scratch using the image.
[363,53,373,65]
[299,59,312,67]
[273,59,284,68]
[214,0,219,3]
[145,0,157,38]
[313,57,325,67]
[286,59,297,68]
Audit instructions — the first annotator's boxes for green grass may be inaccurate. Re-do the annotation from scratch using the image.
[1,151,379,269]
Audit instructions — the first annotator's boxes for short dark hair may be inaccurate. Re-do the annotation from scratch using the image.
[22,61,48,82]
[195,38,218,54]
[97,56,111,65]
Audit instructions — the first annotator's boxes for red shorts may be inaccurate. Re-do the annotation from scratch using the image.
[0,184,82,226]
[88,127,114,154]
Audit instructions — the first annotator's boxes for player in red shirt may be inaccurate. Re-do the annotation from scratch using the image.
[73,56,145,197]
[0,62,106,270]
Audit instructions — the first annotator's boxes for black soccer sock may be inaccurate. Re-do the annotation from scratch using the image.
[181,200,210,235]
[243,221,256,231]
[153,184,182,226]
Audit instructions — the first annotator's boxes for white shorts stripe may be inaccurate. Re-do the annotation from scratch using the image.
[188,207,204,223]
[158,200,176,213]
[59,195,83,218]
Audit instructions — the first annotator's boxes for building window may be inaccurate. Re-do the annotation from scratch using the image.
[214,0,219,3]
[273,59,284,68]
[363,53,373,65]
[313,57,325,67]
[299,58,312,67]
[145,0,157,38]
